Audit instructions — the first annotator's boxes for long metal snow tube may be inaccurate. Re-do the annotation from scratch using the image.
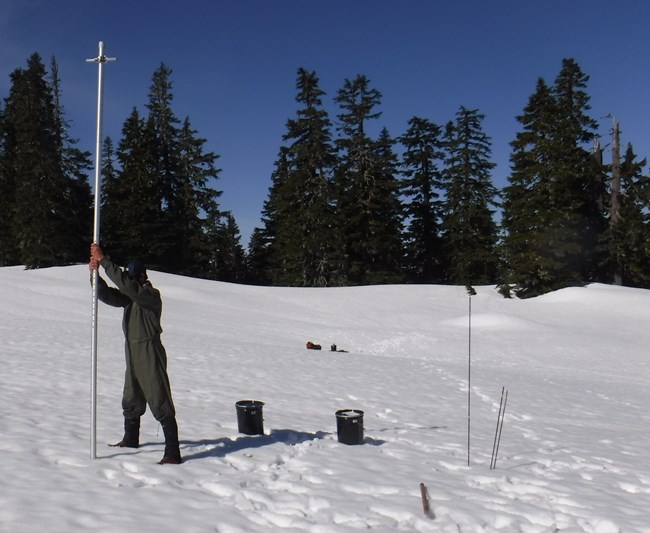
[87,41,115,459]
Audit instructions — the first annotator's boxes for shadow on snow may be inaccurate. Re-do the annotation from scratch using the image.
[181,428,384,461]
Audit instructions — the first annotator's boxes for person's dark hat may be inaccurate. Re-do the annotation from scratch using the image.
[125,259,147,280]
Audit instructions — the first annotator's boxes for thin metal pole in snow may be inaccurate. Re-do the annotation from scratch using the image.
[86,41,115,459]
[490,388,508,470]
[467,296,471,466]
[490,387,505,468]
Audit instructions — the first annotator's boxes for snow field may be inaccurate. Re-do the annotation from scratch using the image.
[1,266,649,532]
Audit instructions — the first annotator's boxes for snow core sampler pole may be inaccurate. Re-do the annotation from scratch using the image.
[86,41,115,459]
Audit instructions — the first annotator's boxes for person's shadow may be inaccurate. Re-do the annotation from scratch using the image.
[104,428,383,460]
[181,429,385,461]
[180,429,331,461]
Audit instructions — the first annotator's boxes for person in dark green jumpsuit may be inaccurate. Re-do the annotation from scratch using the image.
[90,243,181,464]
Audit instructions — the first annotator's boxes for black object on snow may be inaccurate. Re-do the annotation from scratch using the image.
[335,409,364,445]
[235,400,265,435]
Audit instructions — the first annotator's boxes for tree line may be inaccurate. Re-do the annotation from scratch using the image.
[0,53,245,281]
[1,54,648,297]
[249,59,650,296]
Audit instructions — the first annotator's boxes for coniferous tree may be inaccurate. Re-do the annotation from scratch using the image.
[502,59,605,297]
[0,98,18,265]
[334,75,402,284]
[99,137,118,200]
[442,106,499,290]
[368,127,404,284]
[263,69,339,286]
[103,108,158,264]
[246,227,271,285]
[604,143,650,287]
[399,116,446,283]
[143,63,182,270]
[210,212,246,282]
[103,65,227,277]
[173,116,222,277]
[49,56,93,262]
[1,53,91,268]
[501,79,558,296]
[257,147,290,283]
[97,135,118,250]
[552,58,607,282]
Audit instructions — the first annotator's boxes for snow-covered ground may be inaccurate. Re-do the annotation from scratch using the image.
[1,265,649,532]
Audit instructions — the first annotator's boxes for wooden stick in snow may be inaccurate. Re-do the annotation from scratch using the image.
[420,482,434,518]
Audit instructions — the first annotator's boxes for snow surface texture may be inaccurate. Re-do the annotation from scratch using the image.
[1,265,649,532]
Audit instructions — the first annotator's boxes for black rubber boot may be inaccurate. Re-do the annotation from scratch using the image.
[110,417,140,448]
[158,416,182,464]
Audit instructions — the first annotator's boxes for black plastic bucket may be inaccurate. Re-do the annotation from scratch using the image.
[235,400,265,435]
[335,409,364,445]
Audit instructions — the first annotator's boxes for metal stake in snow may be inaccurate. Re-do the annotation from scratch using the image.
[467,296,472,466]
[86,41,115,459]
[490,387,508,469]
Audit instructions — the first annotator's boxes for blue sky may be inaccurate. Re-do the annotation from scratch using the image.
[1,0,648,244]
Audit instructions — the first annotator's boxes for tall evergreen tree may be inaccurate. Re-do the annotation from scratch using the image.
[257,147,290,284]
[264,69,339,286]
[604,143,650,287]
[0,97,18,265]
[399,116,446,283]
[143,63,182,269]
[210,212,246,282]
[102,65,227,277]
[334,75,402,284]
[1,53,91,268]
[246,227,270,285]
[103,108,159,264]
[49,56,93,262]
[174,116,222,277]
[442,106,499,290]
[501,79,558,296]
[552,58,607,282]
[97,135,118,247]
[502,59,605,297]
[368,127,404,284]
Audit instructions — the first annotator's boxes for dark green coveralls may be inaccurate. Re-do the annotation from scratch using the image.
[95,257,176,422]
